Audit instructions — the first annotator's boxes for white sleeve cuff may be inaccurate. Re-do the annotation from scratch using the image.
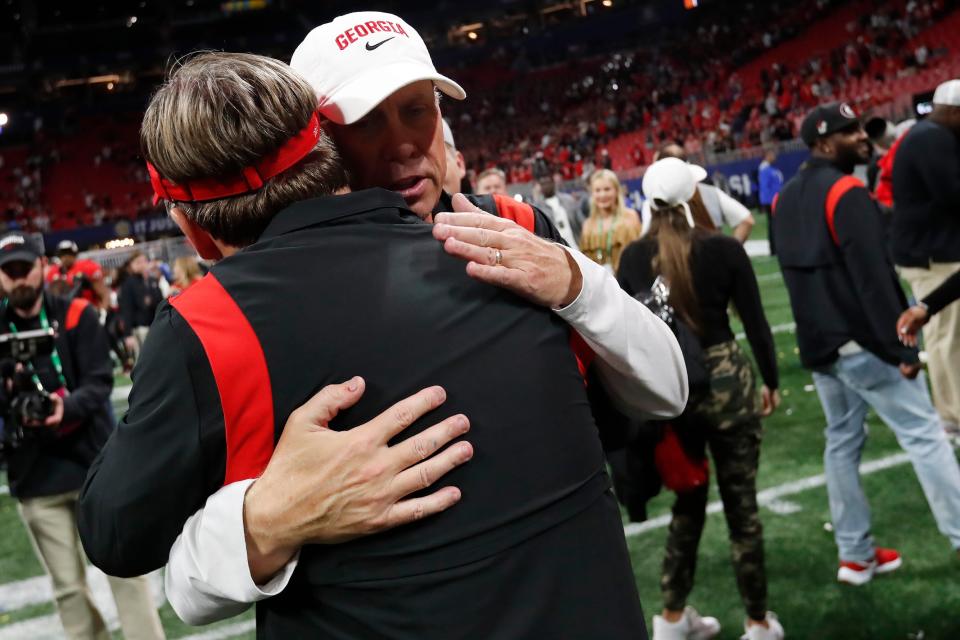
[165,479,299,625]
[552,245,688,419]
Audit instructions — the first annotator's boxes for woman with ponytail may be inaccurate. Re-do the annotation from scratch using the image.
[579,169,642,273]
[617,158,783,640]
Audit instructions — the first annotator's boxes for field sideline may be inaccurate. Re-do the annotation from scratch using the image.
[2,219,959,639]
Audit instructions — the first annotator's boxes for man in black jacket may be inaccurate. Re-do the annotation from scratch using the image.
[79,52,654,638]
[773,103,960,586]
[891,79,960,437]
[0,231,164,640]
[118,251,163,362]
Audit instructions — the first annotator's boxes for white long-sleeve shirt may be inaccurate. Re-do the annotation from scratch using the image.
[164,246,687,624]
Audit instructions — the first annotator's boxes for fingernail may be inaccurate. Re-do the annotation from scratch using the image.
[435,387,447,404]
[347,376,360,392]
[457,415,469,431]
[449,487,462,502]
[459,442,473,459]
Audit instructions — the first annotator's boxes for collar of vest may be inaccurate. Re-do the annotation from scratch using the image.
[434,190,454,214]
[258,188,417,241]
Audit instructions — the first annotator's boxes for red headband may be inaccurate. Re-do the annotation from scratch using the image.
[147,111,323,205]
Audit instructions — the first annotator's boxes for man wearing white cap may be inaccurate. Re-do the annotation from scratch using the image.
[640,143,755,244]
[892,78,960,438]
[440,118,467,195]
[160,10,688,633]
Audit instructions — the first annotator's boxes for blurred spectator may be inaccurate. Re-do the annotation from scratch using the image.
[758,149,784,254]
[645,144,755,243]
[775,102,960,584]
[898,268,960,349]
[891,79,960,437]
[118,251,162,361]
[579,169,641,273]
[441,119,468,196]
[476,168,508,195]
[532,174,585,247]
[44,240,111,310]
[618,157,782,640]
[172,256,203,294]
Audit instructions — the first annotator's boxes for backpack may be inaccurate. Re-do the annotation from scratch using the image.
[634,276,709,405]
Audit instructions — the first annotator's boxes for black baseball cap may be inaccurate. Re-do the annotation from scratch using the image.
[800,102,862,147]
[0,232,43,267]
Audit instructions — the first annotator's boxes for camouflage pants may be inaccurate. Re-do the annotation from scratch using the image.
[661,340,768,621]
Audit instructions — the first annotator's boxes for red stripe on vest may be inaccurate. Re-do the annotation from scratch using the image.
[491,193,536,232]
[65,298,90,331]
[488,193,595,378]
[568,331,595,381]
[825,176,864,246]
[170,274,275,485]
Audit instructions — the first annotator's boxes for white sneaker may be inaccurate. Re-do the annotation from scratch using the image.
[652,606,721,640]
[740,611,785,640]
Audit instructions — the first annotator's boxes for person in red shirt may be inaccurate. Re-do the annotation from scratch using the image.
[45,240,110,310]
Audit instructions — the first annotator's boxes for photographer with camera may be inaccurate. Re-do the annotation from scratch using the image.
[0,231,164,640]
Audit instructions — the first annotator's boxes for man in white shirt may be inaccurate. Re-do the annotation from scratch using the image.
[155,12,688,626]
[641,143,755,243]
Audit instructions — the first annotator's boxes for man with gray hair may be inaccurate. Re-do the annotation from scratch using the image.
[155,10,687,628]
[78,50,654,638]
[892,78,960,439]
[441,118,467,195]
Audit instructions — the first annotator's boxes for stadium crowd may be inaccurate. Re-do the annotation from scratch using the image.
[1,0,957,233]
[1,1,960,640]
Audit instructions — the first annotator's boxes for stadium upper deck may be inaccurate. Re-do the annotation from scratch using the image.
[0,0,956,235]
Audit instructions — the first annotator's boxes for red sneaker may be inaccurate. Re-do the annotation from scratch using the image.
[837,559,874,585]
[838,548,902,585]
[875,547,903,575]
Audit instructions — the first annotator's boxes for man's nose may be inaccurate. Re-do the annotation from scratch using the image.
[382,125,423,163]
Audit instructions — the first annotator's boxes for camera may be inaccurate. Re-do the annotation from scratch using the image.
[0,328,56,455]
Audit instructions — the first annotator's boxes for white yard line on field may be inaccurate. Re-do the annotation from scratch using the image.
[0,615,255,640]
[756,271,783,282]
[623,451,911,537]
[1,450,915,639]
[111,385,131,402]
[735,322,796,341]
[0,569,164,634]
[179,620,257,640]
[744,240,771,257]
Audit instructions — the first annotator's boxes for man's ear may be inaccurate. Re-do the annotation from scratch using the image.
[168,206,223,260]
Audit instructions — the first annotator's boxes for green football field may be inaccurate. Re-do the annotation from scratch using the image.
[1,220,958,639]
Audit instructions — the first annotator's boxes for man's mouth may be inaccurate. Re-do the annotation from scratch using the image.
[389,176,429,200]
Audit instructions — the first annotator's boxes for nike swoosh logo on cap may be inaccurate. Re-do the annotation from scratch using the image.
[365,37,395,51]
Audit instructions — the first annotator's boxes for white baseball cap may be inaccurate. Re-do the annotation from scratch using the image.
[442,118,456,148]
[642,158,707,208]
[291,11,467,125]
[932,79,960,107]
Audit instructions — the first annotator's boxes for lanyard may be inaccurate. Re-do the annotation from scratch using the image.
[7,304,67,391]
[594,211,621,263]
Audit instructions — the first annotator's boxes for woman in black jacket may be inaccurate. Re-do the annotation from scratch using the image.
[618,158,782,640]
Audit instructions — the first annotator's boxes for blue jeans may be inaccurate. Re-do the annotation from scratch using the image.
[812,349,960,562]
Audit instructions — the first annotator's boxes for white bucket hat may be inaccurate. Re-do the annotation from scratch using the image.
[291,11,467,125]
[642,157,708,228]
